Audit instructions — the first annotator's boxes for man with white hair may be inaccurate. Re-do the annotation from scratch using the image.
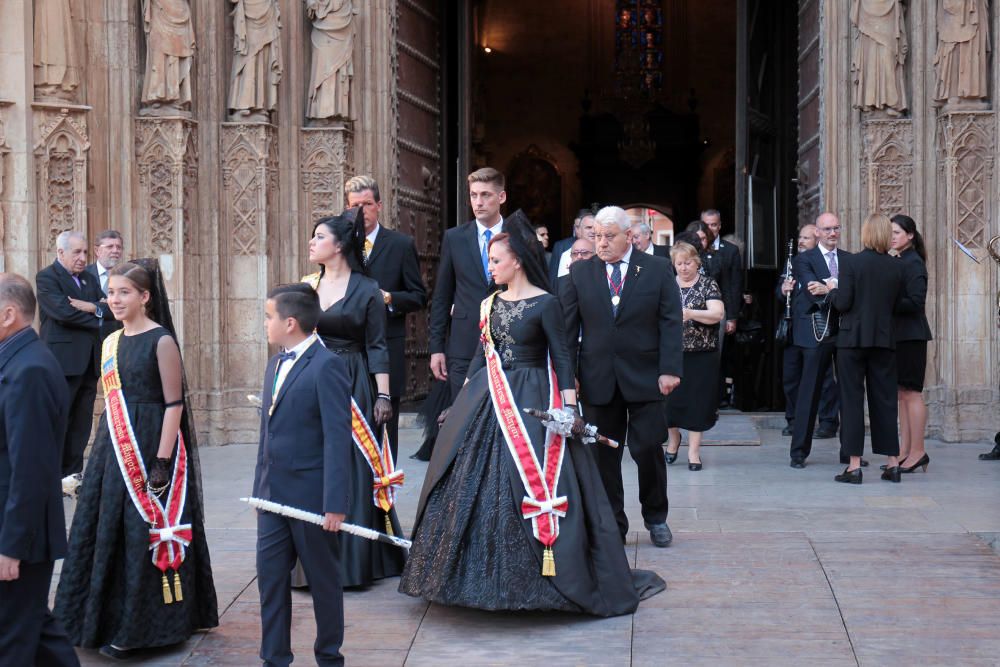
[630,222,669,258]
[35,231,105,478]
[560,206,683,548]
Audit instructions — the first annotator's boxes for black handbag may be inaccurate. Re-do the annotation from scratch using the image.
[809,304,832,342]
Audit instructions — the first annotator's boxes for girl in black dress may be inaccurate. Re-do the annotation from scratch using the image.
[400,213,664,616]
[303,209,404,587]
[890,214,933,472]
[54,260,218,661]
[664,242,724,471]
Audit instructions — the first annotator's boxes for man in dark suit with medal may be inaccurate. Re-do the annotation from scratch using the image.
[0,273,80,667]
[84,229,124,341]
[429,167,506,400]
[35,231,106,478]
[345,175,427,460]
[255,283,352,667]
[561,206,683,548]
[789,212,855,468]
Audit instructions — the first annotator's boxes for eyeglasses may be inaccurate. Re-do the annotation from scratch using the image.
[818,226,841,234]
[570,250,594,257]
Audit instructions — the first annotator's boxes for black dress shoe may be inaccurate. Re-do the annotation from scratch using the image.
[99,645,135,661]
[881,466,902,483]
[688,460,702,471]
[979,444,1000,461]
[781,425,793,436]
[645,521,673,547]
[665,448,679,465]
[790,459,805,469]
[814,427,837,439]
[834,467,863,484]
[900,453,930,473]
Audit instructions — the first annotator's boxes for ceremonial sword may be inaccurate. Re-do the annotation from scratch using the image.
[523,407,619,448]
[240,497,412,550]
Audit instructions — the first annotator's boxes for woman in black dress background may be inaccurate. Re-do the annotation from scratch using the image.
[54,260,218,660]
[890,214,933,472]
[664,242,724,470]
[303,209,404,587]
[400,213,664,616]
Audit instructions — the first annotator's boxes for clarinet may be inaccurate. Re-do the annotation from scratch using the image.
[783,239,795,320]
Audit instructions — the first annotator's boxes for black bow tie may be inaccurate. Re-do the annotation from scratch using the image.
[277,350,297,362]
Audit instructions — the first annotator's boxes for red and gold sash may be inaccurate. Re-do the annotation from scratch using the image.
[301,273,404,532]
[479,291,567,576]
[101,330,191,604]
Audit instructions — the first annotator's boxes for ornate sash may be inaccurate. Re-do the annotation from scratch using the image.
[302,272,404,534]
[479,291,567,576]
[101,330,191,604]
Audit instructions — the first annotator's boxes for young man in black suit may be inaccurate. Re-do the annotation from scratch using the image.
[789,212,855,468]
[0,273,80,667]
[255,284,352,667]
[35,230,106,478]
[84,229,124,341]
[561,206,683,548]
[429,167,506,400]
[345,175,427,459]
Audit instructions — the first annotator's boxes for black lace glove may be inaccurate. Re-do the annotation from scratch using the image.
[148,457,172,491]
[373,397,393,426]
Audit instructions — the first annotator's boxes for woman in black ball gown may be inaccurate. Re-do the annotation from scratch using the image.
[400,212,664,616]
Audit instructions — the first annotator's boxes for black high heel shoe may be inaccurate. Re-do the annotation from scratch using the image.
[834,467,862,484]
[881,466,902,483]
[688,460,702,471]
[665,448,679,465]
[900,453,930,473]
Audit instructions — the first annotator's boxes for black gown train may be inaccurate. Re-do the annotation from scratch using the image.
[54,328,218,649]
[400,293,664,616]
[307,271,406,588]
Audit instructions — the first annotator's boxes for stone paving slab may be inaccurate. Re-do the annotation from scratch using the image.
[58,416,1000,665]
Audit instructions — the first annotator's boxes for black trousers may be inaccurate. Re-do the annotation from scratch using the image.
[789,341,836,462]
[783,344,839,427]
[585,386,669,541]
[257,511,344,667]
[446,356,471,403]
[0,560,79,667]
[837,347,899,458]
[62,365,97,476]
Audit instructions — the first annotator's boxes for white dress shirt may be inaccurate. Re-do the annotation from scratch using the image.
[604,246,634,286]
[476,218,503,254]
[97,262,111,294]
[366,223,380,248]
[272,334,318,400]
[643,243,654,255]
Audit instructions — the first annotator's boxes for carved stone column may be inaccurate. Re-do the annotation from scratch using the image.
[933,110,998,440]
[861,118,913,218]
[299,121,353,226]
[0,101,11,270]
[134,117,198,350]
[32,102,91,267]
[220,122,278,443]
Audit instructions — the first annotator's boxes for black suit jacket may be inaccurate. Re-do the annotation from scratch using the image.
[36,261,104,376]
[791,246,852,348]
[705,240,743,320]
[85,262,123,341]
[651,244,669,258]
[429,220,495,360]
[561,252,683,404]
[830,249,904,350]
[253,341,352,516]
[0,329,69,564]
[893,249,933,342]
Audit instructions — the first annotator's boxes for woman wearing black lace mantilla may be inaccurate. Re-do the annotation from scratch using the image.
[400,211,664,616]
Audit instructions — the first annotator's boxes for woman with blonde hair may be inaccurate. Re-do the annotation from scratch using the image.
[827,214,905,484]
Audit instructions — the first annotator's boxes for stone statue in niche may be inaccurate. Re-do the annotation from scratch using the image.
[228,0,283,121]
[140,0,196,116]
[33,0,80,101]
[934,0,991,106]
[850,0,908,115]
[305,0,356,122]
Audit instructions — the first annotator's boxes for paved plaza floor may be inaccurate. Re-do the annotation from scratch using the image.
[56,414,1000,666]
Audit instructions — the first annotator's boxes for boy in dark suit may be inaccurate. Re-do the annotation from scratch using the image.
[254,283,352,667]
[0,273,79,667]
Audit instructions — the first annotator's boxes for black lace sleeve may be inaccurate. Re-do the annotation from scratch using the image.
[540,295,575,391]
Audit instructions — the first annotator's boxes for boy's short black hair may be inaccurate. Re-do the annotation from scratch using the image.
[267,283,320,334]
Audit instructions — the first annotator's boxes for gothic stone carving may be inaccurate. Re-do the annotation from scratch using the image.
[33,108,90,256]
[141,0,196,117]
[34,0,80,102]
[135,117,197,256]
[228,0,283,122]
[939,111,995,249]
[934,0,991,106]
[861,118,913,217]
[850,0,908,114]
[305,0,356,121]
[299,123,353,226]
[221,123,277,256]
[0,103,11,249]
